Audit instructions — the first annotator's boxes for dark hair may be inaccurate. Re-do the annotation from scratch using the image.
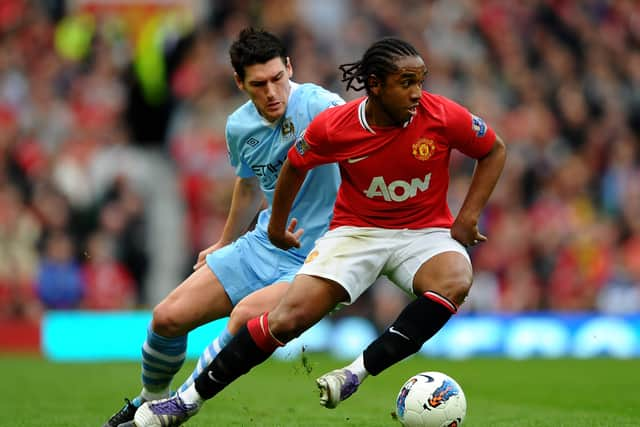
[339,38,420,93]
[229,28,287,81]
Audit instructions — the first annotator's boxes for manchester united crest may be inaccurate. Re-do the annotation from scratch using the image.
[412,138,436,161]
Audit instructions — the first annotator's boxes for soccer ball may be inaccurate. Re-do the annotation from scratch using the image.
[395,371,466,427]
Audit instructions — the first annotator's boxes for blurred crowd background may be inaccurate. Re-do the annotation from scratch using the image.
[1,0,639,327]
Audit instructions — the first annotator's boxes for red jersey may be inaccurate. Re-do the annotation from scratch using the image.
[288,91,496,229]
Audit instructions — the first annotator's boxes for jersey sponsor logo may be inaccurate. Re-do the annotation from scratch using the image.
[246,137,260,147]
[347,155,369,164]
[282,117,295,138]
[364,173,431,202]
[471,114,487,137]
[412,138,436,161]
[251,159,284,177]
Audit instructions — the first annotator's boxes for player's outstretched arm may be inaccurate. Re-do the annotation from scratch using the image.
[451,134,507,247]
[268,159,307,250]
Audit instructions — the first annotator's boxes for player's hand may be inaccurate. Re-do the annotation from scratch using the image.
[193,241,226,270]
[451,216,486,248]
[268,218,304,250]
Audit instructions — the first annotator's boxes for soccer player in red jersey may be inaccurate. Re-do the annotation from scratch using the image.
[133,37,506,426]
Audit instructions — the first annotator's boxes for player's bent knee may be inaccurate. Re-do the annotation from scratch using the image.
[268,307,311,343]
[450,279,472,306]
[229,303,259,331]
[437,266,473,307]
[151,303,185,337]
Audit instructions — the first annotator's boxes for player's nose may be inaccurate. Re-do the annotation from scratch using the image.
[409,85,421,101]
[265,82,276,98]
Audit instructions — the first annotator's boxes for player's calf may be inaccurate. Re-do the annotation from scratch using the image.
[363,291,457,375]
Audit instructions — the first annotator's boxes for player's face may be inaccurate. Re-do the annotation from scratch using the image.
[236,57,293,123]
[372,56,426,125]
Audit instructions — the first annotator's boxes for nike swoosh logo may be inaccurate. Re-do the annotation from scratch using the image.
[207,371,226,384]
[388,326,410,340]
[347,156,368,164]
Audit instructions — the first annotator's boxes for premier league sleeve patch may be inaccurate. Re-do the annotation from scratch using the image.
[294,131,309,156]
[471,114,487,137]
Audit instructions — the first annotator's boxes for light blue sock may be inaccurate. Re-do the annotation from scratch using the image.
[140,326,187,401]
[178,327,233,393]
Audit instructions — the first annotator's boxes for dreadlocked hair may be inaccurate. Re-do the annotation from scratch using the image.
[339,38,419,93]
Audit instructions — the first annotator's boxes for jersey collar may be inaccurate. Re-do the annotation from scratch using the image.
[358,98,376,134]
[358,97,414,133]
[259,80,300,128]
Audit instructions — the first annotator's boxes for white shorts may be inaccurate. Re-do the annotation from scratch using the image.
[297,226,471,303]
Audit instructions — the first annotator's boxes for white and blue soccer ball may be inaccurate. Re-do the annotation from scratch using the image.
[395,371,466,427]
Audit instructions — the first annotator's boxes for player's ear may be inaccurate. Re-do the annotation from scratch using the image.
[234,72,244,91]
[285,56,293,78]
[368,75,381,95]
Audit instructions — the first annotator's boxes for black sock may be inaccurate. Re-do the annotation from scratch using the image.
[363,293,454,375]
[194,325,273,399]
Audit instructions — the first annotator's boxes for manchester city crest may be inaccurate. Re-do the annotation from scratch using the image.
[282,117,295,138]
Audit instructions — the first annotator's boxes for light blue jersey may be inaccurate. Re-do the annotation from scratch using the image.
[206,82,343,304]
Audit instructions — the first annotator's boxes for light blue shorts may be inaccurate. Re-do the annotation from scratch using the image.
[205,230,305,305]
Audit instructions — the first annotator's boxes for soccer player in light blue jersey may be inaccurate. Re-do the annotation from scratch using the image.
[102,27,343,427]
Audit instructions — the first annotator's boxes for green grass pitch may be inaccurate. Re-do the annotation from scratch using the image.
[2,353,639,426]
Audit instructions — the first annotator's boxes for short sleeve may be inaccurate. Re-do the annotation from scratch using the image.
[443,99,496,159]
[287,110,333,171]
[225,123,254,178]
[306,87,345,118]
